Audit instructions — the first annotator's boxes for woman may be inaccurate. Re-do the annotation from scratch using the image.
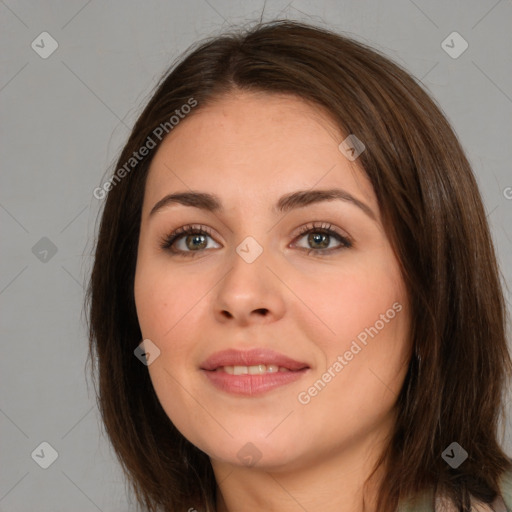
[87,20,512,512]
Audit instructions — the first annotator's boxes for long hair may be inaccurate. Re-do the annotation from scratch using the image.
[87,20,512,511]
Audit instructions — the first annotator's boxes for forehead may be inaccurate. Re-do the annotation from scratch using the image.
[143,92,376,214]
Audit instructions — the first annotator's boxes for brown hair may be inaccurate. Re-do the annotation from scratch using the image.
[87,20,512,511]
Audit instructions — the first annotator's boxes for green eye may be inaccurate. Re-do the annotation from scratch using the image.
[161,225,220,255]
[292,223,352,255]
[161,222,352,258]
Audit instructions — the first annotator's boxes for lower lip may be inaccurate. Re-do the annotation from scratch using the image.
[201,369,308,396]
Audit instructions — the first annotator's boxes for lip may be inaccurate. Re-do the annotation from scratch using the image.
[200,348,310,396]
[200,348,309,371]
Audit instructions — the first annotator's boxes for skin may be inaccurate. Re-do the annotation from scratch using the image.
[134,91,411,512]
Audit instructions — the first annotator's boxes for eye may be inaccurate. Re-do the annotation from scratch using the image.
[160,222,352,258]
[160,224,221,256]
[291,222,352,255]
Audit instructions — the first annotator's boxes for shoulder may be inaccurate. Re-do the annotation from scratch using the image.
[446,469,512,512]
[398,468,512,512]
[497,468,512,511]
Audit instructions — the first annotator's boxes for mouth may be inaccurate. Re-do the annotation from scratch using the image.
[216,364,296,375]
[200,348,309,372]
[200,348,310,396]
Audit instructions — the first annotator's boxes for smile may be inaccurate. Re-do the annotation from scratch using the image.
[217,364,291,375]
[200,348,310,396]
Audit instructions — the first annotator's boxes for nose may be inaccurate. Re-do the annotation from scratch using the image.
[213,247,286,326]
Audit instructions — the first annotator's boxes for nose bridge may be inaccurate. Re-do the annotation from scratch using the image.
[223,236,271,300]
[229,237,269,293]
[213,235,286,323]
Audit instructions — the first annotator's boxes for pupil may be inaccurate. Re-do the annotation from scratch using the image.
[309,232,329,249]
[187,234,207,250]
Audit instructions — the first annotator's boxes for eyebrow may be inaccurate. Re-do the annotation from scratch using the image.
[149,188,376,220]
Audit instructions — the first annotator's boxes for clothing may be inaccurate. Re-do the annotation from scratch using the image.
[397,469,512,512]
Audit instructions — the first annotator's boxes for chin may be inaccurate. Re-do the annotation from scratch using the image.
[193,430,301,469]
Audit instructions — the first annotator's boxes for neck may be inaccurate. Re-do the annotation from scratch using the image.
[212,424,391,512]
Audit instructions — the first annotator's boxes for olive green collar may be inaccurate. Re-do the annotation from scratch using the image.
[397,469,512,512]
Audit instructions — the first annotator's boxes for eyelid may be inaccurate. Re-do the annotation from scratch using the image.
[160,221,353,256]
[291,221,352,242]
[159,224,219,251]
[290,221,353,253]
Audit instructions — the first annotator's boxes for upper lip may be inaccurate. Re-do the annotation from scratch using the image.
[200,348,309,371]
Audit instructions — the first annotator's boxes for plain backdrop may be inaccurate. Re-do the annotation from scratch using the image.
[1,1,511,510]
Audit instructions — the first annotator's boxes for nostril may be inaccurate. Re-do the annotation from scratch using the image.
[219,308,269,320]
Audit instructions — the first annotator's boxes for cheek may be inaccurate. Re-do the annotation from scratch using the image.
[293,253,405,352]
[294,269,409,448]
[134,261,209,442]
[134,255,204,339]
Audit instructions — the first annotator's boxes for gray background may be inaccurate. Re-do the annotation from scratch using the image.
[1,1,511,510]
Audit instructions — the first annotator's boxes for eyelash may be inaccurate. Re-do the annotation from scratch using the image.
[159,222,353,258]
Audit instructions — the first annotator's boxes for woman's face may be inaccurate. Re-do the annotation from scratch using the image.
[134,91,410,471]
